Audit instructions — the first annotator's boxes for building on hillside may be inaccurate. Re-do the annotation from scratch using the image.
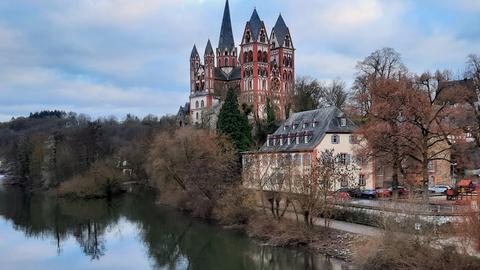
[242,107,375,192]
[182,0,295,125]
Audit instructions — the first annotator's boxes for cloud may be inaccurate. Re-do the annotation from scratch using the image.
[0,0,479,121]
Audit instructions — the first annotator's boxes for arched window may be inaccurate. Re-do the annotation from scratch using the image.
[263,52,268,63]
[245,31,251,43]
[248,51,253,62]
[244,52,248,63]
[201,100,205,108]
[258,50,262,62]
[196,112,199,120]
[260,30,266,43]
[285,35,291,47]
[224,58,228,66]
[195,101,199,109]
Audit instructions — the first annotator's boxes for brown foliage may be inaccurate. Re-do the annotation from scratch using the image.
[146,128,241,219]
[58,159,127,198]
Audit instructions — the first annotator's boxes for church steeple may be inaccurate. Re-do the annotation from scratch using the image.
[217,0,237,69]
[190,44,199,59]
[205,39,214,56]
[218,0,235,52]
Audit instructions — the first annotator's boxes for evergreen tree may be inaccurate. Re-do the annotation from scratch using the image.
[265,98,278,134]
[217,89,253,152]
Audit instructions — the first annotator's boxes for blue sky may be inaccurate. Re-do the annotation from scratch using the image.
[0,0,479,121]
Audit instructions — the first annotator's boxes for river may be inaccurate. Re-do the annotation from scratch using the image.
[0,180,348,270]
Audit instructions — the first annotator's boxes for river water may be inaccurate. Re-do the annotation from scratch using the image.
[0,180,347,270]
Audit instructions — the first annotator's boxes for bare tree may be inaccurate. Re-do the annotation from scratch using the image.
[318,79,349,109]
[291,76,321,112]
[293,150,358,229]
[353,47,408,117]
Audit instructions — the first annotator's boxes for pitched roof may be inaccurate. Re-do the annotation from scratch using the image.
[272,14,291,48]
[260,107,357,153]
[190,45,199,59]
[218,0,235,52]
[214,67,241,81]
[205,39,214,55]
[247,8,263,41]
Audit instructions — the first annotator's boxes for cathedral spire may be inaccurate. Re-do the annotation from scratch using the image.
[272,14,292,48]
[205,39,214,55]
[190,44,199,59]
[218,0,235,52]
[247,8,263,41]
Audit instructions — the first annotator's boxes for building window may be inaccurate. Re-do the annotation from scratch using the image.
[337,153,350,165]
[296,135,300,144]
[341,118,347,127]
[304,135,309,144]
[331,134,340,144]
[195,101,199,109]
[341,177,348,187]
[196,112,199,120]
[294,154,302,166]
[305,154,312,167]
[359,174,366,186]
[224,58,228,66]
[349,135,357,144]
[201,100,205,108]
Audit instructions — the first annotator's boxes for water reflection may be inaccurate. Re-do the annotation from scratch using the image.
[0,187,348,270]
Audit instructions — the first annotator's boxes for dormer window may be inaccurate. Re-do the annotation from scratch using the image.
[293,123,298,130]
[296,135,300,144]
[340,118,347,127]
[304,134,309,144]
[312,121,317,128]
[283,125,289,131]
[303,122,309,129]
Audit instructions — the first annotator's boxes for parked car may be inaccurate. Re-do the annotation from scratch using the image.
[428,185,450,194]
[376,188,392,198]
[360,189,377,199]
[387,186,409,196]
[336,188,362,198]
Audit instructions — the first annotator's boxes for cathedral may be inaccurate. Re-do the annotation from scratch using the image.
[183,0,295,126]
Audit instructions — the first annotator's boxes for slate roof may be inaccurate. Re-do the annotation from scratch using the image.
[218,0,235,52]
[214,67,241,81]
[205,39,214,55]
[259,107,357,153]
[190,45,199,59]
[272,14,291,48]
[247,9,263,41]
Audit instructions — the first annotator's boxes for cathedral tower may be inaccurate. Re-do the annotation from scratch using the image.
[240,9,270,120]
[270,14,295,120]
[217,0,238,74]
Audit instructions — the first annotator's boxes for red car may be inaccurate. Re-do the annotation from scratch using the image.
[388,186,409,197]
[376,188,392,198]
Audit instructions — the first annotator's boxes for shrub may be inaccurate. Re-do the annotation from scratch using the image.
[58,160,127,199]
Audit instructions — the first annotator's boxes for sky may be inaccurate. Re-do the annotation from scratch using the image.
[0,0,479,122]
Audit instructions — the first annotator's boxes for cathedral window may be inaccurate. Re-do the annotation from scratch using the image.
[195,101,199,109]
[196,112,199,120]
[258,50,262,62]
[263,52,268,63]
[201,100,205,108]
[243,52,248,64]
[260,30,266,43]
[285,36,291,47]
[248,51,253,62]
[224,58,228,66]
[245,31,251,43]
